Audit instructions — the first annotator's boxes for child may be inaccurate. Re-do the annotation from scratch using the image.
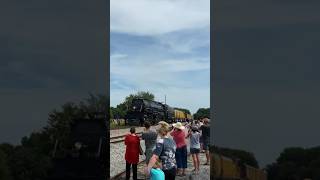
[150,160,165,180]
[188,126,201,174]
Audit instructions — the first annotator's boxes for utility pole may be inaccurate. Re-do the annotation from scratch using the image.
[165,95,166,105]
[164,95,167,122]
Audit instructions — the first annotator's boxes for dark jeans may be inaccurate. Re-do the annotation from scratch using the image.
[175,146,187,168]
[163,168,176,180]
[126,161,137,180]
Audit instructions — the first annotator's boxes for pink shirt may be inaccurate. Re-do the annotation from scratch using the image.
[170,130,186,148]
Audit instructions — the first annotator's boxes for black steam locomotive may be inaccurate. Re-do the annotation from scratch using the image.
[47,113,107,180]
[126,98,191,126]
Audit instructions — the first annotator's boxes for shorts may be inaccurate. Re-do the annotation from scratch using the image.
[190,148,200,154]
[202,139,210,150]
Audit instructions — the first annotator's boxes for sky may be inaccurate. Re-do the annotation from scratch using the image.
[110,0,210,114]
[0,0,107,144]
[2,0,320,169]
[212,0,320,167]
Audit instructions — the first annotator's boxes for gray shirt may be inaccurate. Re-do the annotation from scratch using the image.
[190,132,201,149]
[142,129,157,150]
[153,137,176,170]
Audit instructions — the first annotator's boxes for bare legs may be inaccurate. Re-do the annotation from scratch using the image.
[191,154,200,174]
[205,150,210,165]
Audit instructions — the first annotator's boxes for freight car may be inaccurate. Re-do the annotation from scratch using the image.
[211,153,267,180]
[126,98,192,126]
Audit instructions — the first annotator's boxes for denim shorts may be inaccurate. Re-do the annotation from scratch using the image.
[175,146,188,168]
[190,148,200,154]
[202,139,210,150]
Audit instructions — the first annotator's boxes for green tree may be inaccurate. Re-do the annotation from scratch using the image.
[266,146,320,180]
[45,102,83,152]
[0,94,108,180]
[0,149,12,180]
[213,146,259,168]
[124,91,155,108]
[110,107,114,119]
[193,108,210,120]
[79,93,108,116]
[116,103,127,118]
[21,131,52,155]
[0,144,14,156]
[112,91,155,119]
[45,94,108,152]
[8,146,51,180]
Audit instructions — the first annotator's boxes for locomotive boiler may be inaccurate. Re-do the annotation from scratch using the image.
[126,98,192,126]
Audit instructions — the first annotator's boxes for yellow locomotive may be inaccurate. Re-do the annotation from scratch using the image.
[211,153,267,180]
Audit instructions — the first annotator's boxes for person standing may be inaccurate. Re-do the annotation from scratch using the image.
[170,122,187,176]
[142,121,158,164]
[187,126,201,174]
[200,118,210,165]
[125,127,141,180]
[145,121,177,180]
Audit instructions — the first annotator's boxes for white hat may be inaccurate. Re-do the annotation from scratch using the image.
[173,122,185,130]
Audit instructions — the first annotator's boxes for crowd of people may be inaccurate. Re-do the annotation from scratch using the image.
[124,118,211,180]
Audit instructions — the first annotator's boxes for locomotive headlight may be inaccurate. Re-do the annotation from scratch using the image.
[133,106,136,109]
[75,142,82,150]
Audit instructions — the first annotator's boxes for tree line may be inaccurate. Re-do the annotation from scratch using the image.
[0,94,108,180]
[266,146,320,179]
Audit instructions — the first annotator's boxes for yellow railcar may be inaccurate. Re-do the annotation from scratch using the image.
[173,109,192,122]
[212,154,241,179]
[186,114,192,120]
[211,153,267,180]
[246,165,268,180]
[174,109,186,120]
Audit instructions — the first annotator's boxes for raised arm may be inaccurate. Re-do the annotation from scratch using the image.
[145,154,159,175]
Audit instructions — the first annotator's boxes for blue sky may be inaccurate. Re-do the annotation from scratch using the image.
[110,0,210,114]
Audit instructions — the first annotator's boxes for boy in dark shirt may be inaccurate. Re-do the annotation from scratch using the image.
[200,118,210,165]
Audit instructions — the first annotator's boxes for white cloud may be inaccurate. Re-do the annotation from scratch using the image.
[110,54,209,87]
[155,28,210,54]
[110,53,210,112]
[110,53,128,60]
[155,59,209,72]
[110,0,210,113]
[110,0,210,36]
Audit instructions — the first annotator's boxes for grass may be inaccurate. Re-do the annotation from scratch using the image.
[110,119,132,130]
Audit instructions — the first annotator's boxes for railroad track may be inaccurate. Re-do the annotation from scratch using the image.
[110,122,190,143]
[110,132,143,143]
[110,122,188,137]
